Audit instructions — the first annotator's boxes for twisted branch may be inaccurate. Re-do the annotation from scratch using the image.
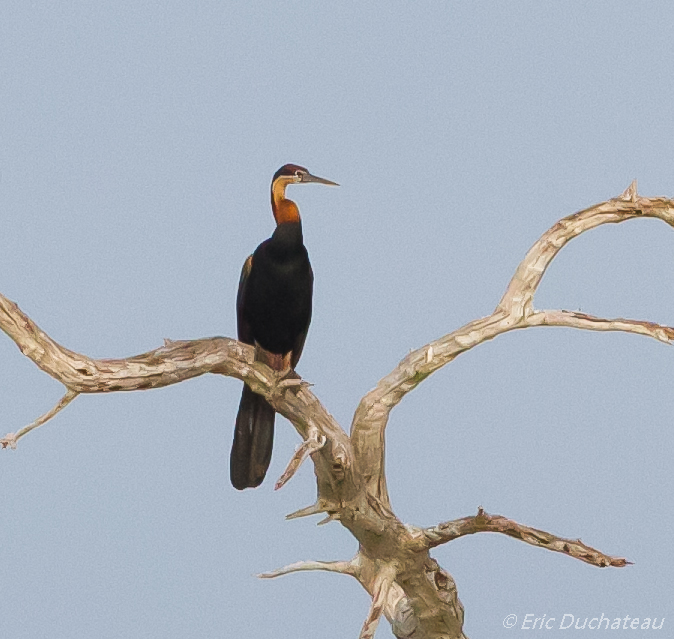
[0,293,355,502]
[424,508,630,568]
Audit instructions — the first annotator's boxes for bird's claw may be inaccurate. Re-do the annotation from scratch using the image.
[278,377,303,388]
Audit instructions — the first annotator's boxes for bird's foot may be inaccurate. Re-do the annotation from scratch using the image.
[277,376,313,393]
[277,376,302,387]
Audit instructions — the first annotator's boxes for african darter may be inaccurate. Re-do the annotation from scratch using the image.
[230,164,338,489]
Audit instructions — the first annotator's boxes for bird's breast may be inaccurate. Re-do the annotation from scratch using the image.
[245,245,313,354]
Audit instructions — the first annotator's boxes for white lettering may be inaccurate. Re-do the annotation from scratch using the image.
[559,614,574,630]
[515,612,664,631]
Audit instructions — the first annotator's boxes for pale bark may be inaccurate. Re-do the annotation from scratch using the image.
[2,181,670,638]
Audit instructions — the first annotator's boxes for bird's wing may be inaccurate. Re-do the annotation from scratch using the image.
[232,253,276,490]
[236,254,254,345]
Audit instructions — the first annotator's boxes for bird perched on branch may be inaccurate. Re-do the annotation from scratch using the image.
[230,164,338,490]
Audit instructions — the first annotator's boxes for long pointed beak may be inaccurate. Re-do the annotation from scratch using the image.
[302,172,339,187]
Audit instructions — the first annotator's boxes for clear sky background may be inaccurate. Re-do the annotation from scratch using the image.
[1,3,673,638]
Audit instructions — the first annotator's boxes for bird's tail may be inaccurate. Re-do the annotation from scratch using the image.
[230,383,275,490]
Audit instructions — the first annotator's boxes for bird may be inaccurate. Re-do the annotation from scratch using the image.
[230,164,338,490]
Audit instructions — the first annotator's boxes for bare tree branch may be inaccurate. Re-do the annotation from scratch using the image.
[424,508,631,568]
[0,293,355,501]
[350,188,674,505]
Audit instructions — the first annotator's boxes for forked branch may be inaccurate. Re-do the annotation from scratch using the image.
[351,183,674,506]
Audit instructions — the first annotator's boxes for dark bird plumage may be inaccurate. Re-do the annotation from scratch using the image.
[230,164,338,489]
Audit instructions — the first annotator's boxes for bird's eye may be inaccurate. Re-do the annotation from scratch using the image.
[295,170,303,182]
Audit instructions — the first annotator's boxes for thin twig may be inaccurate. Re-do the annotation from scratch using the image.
[258,559,357,579]
[285,500,330,520]
[1,389,79,449]
[275,428,327,490]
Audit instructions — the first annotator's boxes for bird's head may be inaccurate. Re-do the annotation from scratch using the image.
[271,164,338,224]
[273,164,339,188]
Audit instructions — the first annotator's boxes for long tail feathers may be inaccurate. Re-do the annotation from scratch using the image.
[230,384,275,490]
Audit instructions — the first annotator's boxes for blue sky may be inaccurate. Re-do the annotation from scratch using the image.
[1,3,673,637]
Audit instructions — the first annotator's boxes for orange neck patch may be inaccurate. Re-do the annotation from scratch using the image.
[271,177,300,224]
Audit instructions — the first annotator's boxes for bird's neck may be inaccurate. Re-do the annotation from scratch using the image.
[271,179,301,225]
[271,217,304,251]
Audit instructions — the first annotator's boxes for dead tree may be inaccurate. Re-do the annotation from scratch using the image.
[2,181,670,639]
